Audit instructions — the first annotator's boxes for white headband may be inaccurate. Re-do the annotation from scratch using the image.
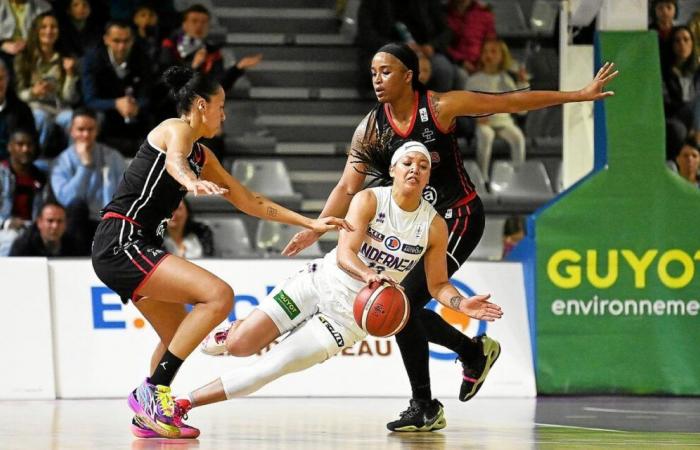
[390,141,432,167]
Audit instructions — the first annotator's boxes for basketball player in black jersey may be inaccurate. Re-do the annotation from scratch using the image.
[284,43,618,431]
[91,66,351,439]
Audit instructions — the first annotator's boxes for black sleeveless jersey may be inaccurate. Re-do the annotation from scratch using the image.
[102,139,206,237]
[374,91,477,214]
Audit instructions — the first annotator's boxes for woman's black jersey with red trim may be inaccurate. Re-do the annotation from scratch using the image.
[373,90,477,214]
[101,138,206,238]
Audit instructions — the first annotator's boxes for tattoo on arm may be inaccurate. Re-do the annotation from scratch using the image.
[267,207,278,217]
[173,156,195,182]
[450,295,462,310]
[430,93,441,119]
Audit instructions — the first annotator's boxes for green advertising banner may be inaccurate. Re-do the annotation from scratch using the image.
[534,32,700,394]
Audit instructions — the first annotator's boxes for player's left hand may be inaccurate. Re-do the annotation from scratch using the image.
[579,61,619,101]
[458,294,503,322]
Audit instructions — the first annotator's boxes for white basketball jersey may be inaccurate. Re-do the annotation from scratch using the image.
[323,186,438,292]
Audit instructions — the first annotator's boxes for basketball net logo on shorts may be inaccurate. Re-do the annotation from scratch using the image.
[422,186,437,205]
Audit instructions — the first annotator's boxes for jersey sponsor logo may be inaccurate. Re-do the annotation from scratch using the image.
[419,107,429,123]
[367,226,385,242]
[430,151,440,164]
[273,289,300,320]
[147,248,163,257]
[385,235,401,251]
[360,242,418,273]
[402,243,424,255]
[421,127,435,143]
[318,315,345,347]
[422,186,437,205]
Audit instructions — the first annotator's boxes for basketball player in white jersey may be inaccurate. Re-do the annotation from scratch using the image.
[170,141,503,434]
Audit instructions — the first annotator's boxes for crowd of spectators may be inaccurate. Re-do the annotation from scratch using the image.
[0,0,262,257]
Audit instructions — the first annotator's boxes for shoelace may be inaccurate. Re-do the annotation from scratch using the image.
[399,404,421,419]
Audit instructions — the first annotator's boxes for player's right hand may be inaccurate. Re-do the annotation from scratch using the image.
[187,179,228,196]
[281,229,321,257]
[363,272,398,287]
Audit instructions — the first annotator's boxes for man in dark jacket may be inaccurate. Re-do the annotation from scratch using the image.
[9,201,83,256]
[81,20,152,157]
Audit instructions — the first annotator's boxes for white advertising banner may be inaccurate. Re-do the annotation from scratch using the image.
[49,259,535,398]
[0,258,55,399]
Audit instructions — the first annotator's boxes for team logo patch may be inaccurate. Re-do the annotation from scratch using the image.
[402,243,424,255]
[318,315,344,347]
[415,223,425,239]
[367,227,385,242]
[430,151,440,164]
[273,290,300,320]
[422,186,437,205]
[384,235,401,251]
[376,212,386,223]
[421,127,435,142]
[419,107,429,123]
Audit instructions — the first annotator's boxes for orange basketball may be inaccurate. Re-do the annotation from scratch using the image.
[353,281,410,337]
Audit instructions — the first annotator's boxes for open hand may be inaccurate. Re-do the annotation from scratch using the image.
[282,229,321,256]
[458,294,503,321]
[187,179,228,196]
[579,62,619,101]
[235,53,263,70]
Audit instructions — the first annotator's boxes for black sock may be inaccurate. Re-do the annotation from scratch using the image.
[395,318,432,402]
[419,309,480,361]
[149,349,184,386]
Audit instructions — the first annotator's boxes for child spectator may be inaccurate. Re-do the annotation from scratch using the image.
[502,215,525,259]
[674,138,700,188]
[465,38,527,181]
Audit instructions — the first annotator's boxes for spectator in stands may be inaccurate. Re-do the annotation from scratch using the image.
[674,138,700,187]
[81,20,152,157]
[356,0,457,92]
[662,25,700,159]
[466,38,528,181]
[158,4,262,156]
[160,4,262,94]
[0,129,47,255]
[502,215,524,259]
[446,0,496,80]
[57,0,101,58]
[0,58,37,160]
[50,107,126,254]
[132,4,160,71]
[687,8,700,56]
[163,199,214,259]
[0,0,52,69]
[9,201,82,256]
[651,0,677,69]
[14,12,79,155]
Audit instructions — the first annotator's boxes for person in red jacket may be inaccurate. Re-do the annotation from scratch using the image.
[446,0,496,75]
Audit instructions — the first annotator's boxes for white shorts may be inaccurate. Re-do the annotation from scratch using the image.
[258,260,366,355]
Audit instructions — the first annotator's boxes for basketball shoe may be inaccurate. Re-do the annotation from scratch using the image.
[128,379,179,438]
[130,398,199,439]
[459,335,501,402]
[200,324,231,356]
[386,399,446,432]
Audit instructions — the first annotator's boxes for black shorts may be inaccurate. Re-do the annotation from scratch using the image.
[91,214,170,304]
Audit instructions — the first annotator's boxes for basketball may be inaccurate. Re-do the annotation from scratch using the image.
[353,281,410,337]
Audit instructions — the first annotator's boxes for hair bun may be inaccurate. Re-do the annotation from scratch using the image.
[162,66,194,93]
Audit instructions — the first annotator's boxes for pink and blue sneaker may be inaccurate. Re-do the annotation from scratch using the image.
[130,398,200,439]
[128,379,180,438]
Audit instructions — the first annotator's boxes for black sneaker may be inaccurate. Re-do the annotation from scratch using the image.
[459,335,501,402]
[386,399,446,432]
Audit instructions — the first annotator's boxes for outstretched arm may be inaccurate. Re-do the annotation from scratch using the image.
[424,216,503,321]
[434,62,619,129]
[201,148,352,234]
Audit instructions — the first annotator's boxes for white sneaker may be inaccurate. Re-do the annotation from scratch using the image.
[200,324,231,356]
